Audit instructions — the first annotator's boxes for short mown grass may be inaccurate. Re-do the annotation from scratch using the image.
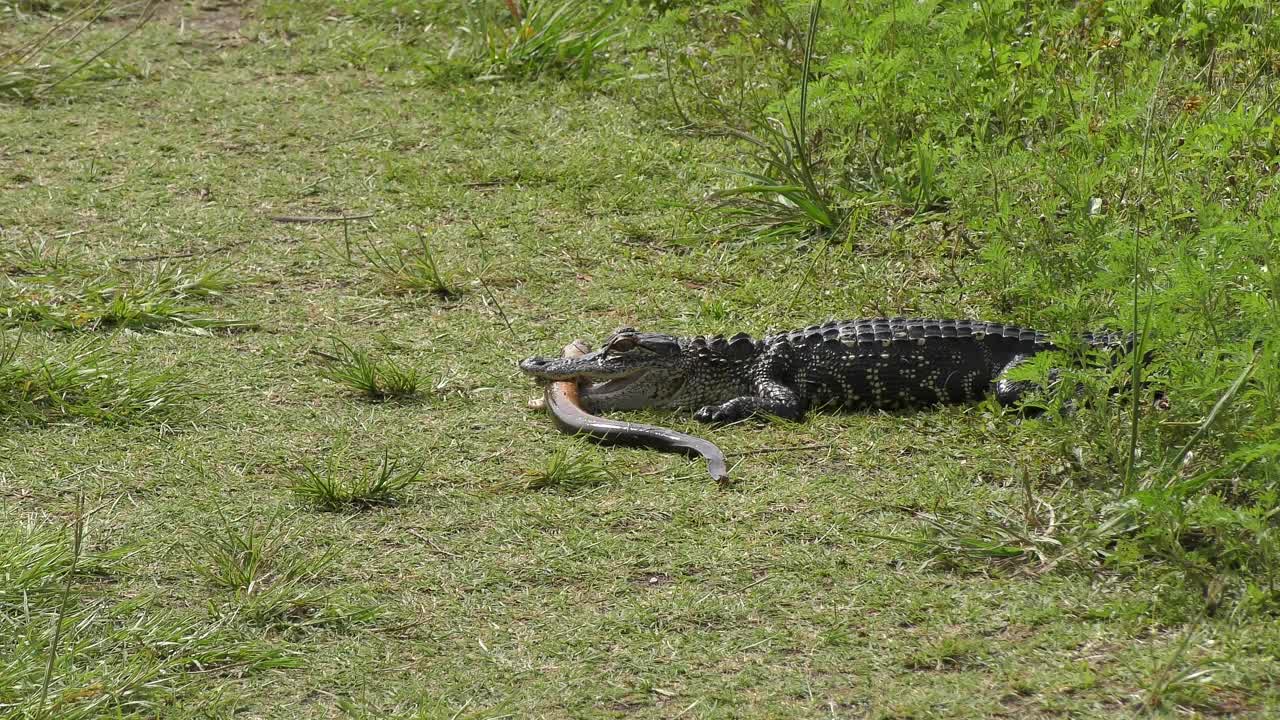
[3,0,1280,717]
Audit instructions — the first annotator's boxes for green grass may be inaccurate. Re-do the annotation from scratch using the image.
[317,339,424,401]
[0,330,187,424]
[355,232,458,298]
[2,259,254,332]
[289,450,425,509]
[518,442,614,491]
[2,0,1280,717]
[1,508,299,719]
[0,0,153,100]
[467,0,623,80]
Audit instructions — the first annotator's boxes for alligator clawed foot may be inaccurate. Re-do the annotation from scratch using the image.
[694,404,739,425]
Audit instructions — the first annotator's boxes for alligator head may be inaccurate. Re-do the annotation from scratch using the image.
[519,327,759,412]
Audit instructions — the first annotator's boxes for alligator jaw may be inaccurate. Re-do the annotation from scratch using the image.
[582,370,650,397]
[520,357,657,410]
[518,354,634,383]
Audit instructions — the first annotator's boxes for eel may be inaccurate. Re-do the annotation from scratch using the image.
[537,340,730,485]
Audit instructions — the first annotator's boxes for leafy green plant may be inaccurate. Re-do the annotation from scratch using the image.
[877,134,948,215]
[317,339,423,402]
[289,451,425,510]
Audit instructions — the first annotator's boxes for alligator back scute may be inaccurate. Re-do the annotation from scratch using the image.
[771,318,1053,352]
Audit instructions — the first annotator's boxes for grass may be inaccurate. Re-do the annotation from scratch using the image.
[288,450,425,510]
[185,511,375,631]
[467,0,623,80]
[317,339,424,402]
[0,330,187,424]
[518,443,614,491]
[1,510,299,719]
[708,1,845,240]
[356,232,458,298]
[0,0,154,100]
[1,261,255,332]
[2,0,1280,717]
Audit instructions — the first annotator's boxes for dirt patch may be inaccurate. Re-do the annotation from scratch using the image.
[630,572,674,588]
[183,0,245,37]
[124,0,247,45]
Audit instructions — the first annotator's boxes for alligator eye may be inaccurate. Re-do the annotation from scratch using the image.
[607,336,638,353]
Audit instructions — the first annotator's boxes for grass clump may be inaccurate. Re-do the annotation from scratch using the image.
[0,330,186,424]
[289,450,425,511]
[0,233,78,275]
[358,232,458,298]
[518,444,613,491]
[709,1,845,240]
[317,339,423,402]
[1,509,297,720]
[0,0,154,101]
[467,0,622,80]
[2,264,254,332]
[186,511,371,630]
[186,511,327,593]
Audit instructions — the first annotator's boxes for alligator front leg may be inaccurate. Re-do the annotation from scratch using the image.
[693,378,805,424]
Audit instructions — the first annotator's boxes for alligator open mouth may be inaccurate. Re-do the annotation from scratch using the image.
[583,370,649,397]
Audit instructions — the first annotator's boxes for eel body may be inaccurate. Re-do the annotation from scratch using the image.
[542,341,730,485]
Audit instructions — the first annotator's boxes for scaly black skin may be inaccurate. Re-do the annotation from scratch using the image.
[519,318,1129,424]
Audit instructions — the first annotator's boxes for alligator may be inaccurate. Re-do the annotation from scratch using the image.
[519,318,1130,424]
